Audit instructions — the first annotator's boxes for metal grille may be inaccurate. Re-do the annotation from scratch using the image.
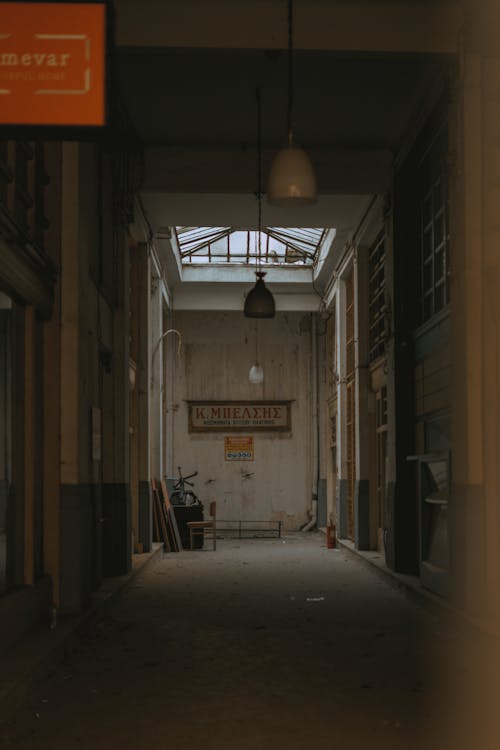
[368,233,386,362]
[345,273,355,378]
[330,413,337,468]
[326,310,336,394]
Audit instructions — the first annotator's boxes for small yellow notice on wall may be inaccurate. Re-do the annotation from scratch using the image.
[225,436,254,461]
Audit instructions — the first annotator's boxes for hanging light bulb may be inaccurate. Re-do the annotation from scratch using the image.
[249,363,264,384]
[267,0,317,206]
[244,90,276,319]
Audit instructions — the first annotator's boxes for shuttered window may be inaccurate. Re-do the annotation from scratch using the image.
[419,129,449,323]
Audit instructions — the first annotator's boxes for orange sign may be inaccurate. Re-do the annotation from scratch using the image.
[0,2,106,126]
[225,437,254,462]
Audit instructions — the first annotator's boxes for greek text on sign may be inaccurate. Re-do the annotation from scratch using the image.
[188,401,292,432]
[225,437,254,461]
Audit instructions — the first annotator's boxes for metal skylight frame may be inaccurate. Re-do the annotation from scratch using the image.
[174,226,325,266]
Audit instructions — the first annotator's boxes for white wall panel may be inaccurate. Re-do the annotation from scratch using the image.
[169,311,314,530]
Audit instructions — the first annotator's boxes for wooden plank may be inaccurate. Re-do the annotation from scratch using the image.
[161,480,182,552]
[154,489,172,552]
[155,480,173,550]
[151,481,165,546]
[154,478,178,552]
[163,504,178,551]
[151,479,173,552]
[160,479,171,508]
[167,507,182,552]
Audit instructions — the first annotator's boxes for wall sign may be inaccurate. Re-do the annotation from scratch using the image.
[224,436,254,461]
[0,2,106,126]
[188,401,292,433]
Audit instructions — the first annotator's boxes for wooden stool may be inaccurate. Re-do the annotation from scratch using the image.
[187,501,216,551]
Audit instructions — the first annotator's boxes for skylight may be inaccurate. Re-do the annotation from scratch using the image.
[175,227,325,266]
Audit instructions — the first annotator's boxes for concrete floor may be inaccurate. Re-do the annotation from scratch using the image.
[1,533,499,749]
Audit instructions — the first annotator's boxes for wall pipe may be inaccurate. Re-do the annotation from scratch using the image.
[301,312,319,531]
[150,328,182,389]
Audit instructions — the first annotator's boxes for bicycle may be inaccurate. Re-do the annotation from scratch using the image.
[168,467,202,507]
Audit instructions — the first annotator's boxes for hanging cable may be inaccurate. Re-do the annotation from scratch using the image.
[287,0,294,145]
[244,89,276,317]
[257,87,263,272]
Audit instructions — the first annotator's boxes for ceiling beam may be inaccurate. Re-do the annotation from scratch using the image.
[141,193,373,235]
[173,282,320,312]
[115,0,462,55]
[142,146,392,195]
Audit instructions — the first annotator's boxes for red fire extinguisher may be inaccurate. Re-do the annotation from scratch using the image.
[326,523,336,549]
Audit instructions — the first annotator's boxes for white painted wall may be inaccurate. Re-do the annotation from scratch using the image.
[169,310,314,530]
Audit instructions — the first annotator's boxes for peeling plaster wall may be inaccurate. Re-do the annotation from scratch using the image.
[169,311,314,530]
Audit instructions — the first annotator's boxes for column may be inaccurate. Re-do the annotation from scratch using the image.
[354,249,372,549]
[137,244,152,551]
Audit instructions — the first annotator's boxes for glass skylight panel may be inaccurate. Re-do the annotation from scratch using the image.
[177,227,230,257]
[210,236,229,256]
[175,227,325,265]
[267,228,324,259]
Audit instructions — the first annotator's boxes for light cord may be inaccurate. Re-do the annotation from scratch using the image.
[256,87,263,274]
[287,0,294,145]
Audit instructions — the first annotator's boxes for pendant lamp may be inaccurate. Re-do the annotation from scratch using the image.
[244,90,276,319]
[244,271,275,318]
[267,0,317,206]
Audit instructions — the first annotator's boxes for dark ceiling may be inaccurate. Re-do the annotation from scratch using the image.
[116,47,448,153]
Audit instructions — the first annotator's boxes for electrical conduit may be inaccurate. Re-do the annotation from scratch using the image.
[301,312,319,531]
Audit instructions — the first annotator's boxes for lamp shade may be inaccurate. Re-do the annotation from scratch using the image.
[249,364,264,384]
[244,272,275,318]
[267,145,317,206]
